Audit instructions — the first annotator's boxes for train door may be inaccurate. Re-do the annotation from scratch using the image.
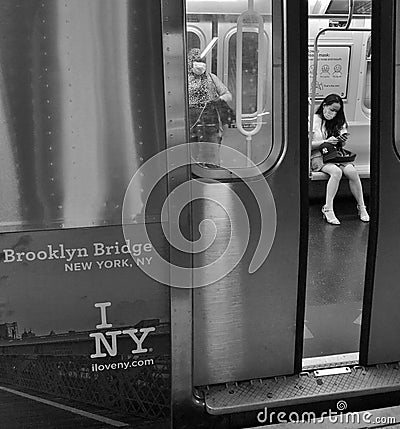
[183,0,306,388]
[305,1,372,367]
[173,1,400,427]
[360,0,400,365]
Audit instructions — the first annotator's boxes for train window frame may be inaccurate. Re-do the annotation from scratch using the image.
[189,6,284,180]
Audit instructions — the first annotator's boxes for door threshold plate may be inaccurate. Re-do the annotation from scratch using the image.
[199,363,400,415]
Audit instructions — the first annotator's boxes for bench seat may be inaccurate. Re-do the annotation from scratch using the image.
[311,165,370,181]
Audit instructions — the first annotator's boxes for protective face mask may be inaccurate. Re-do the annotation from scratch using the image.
[192,61,206,75]
[323,107,337,121]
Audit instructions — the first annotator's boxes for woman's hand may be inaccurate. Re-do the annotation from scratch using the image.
[219,93,232,103]
[336,133,349,144]
[325,136,339,145]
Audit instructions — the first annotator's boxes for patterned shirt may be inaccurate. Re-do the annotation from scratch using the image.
[188,73,230,108]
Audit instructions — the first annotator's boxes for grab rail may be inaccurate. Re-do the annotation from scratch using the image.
[236,0,266,165]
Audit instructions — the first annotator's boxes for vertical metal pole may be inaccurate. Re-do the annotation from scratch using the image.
[308,0,355,175]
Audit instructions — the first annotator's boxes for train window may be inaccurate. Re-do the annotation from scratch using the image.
[310,0,372,15]
[226,30,269,116]
[186,0,281,177]
[187,32,201,50]
[324,0,372,15]
[187,26,213,72]
[187,27,204,51]
[362,35,372,111]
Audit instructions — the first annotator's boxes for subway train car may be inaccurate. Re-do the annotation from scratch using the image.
[0,0,400,428]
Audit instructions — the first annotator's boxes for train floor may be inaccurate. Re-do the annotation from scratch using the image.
[304,197,369,361]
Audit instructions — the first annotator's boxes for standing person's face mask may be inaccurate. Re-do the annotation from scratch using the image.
[192,61,207,75]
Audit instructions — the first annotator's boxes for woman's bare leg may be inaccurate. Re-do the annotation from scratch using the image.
[321,163,343,209]
[342,164,369,221]
[341,164,365,206]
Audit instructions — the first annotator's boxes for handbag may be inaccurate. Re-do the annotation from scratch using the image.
[319,142,356,163]
[335,146,357,163]
[212,99,235,126]
[209,74,235,126]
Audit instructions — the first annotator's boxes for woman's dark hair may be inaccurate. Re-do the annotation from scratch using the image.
[315,93,347,137]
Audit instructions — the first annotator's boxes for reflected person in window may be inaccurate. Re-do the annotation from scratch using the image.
[187,48,232,167]
[310,93,369,225]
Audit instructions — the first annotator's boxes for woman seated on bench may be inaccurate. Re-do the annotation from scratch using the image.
[310,93,369,225]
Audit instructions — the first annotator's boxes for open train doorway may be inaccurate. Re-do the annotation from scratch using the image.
[304,0,372,368]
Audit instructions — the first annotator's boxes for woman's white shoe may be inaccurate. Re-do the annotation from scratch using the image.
[321,206,340,225]
[357,205,370,222]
